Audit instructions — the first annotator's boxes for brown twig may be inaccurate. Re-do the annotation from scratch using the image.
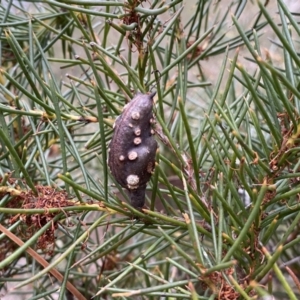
[0,224,87,300]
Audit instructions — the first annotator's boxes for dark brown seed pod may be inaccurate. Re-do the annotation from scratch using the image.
[108,92,157,209]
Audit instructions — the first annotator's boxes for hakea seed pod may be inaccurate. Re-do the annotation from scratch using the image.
[108,92,157,209]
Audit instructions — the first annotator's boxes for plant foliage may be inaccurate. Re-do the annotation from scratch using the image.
[1,0,300,299]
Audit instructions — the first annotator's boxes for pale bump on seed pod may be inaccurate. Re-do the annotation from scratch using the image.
[108,92,158,209]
